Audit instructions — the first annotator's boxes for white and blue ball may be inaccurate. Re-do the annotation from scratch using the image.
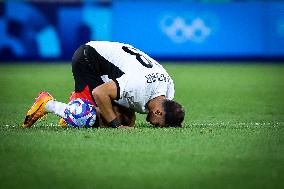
[64,98,96,128]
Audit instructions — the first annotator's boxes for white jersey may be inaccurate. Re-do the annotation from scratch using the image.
[86,41,175,113]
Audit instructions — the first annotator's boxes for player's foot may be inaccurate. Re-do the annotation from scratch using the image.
[58,118,67,127]
[22,92,54,128]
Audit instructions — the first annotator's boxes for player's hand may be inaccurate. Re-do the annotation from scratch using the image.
[118,125,134,129]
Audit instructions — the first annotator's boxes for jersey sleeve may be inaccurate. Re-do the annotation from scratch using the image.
[114,74,128,99]
[149,78,175,101]
[166,81,175,100]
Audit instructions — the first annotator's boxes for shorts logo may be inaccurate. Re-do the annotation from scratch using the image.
[160,12,219,44]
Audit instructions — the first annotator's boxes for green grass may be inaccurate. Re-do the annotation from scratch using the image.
[0,63,283,189]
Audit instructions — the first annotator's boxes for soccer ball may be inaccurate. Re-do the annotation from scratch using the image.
[64,98,97,128]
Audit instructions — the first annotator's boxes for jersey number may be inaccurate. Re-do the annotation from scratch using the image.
[122,46,153,68]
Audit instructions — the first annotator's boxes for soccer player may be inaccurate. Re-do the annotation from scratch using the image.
[23,41,185,128]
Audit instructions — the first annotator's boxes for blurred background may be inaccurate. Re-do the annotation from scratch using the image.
[0,0,284,62]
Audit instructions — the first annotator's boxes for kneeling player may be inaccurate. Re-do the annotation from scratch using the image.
[23,41,184,128]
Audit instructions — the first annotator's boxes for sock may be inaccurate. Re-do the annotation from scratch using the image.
[45,100,67,118]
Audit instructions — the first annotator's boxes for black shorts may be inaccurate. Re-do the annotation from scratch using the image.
[72,45,104,93]
[71,45,123,101]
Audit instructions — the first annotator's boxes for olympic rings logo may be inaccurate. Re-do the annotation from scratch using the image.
[160,12,219,43]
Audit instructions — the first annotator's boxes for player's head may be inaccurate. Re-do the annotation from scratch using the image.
[146,99,185,127]
[163,100,185,127]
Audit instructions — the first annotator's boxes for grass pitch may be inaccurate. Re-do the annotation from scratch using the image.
[0,63,283,189]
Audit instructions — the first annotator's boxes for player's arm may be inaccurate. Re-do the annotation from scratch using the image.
[92,80,125,128]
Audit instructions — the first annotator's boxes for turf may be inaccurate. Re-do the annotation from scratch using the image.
[0,63,283,189]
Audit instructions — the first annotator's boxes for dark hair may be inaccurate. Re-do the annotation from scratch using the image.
[163,100,185,127]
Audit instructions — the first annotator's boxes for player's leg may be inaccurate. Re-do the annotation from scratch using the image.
[71,45,103,102]
[58,45,102,126]
[22,92,67,128]
[22,46,95,128]
[45,100,67,118]
[23,45,106,128]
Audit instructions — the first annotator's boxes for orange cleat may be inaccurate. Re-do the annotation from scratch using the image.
[22,92,54,128]
[58,118,67,127]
